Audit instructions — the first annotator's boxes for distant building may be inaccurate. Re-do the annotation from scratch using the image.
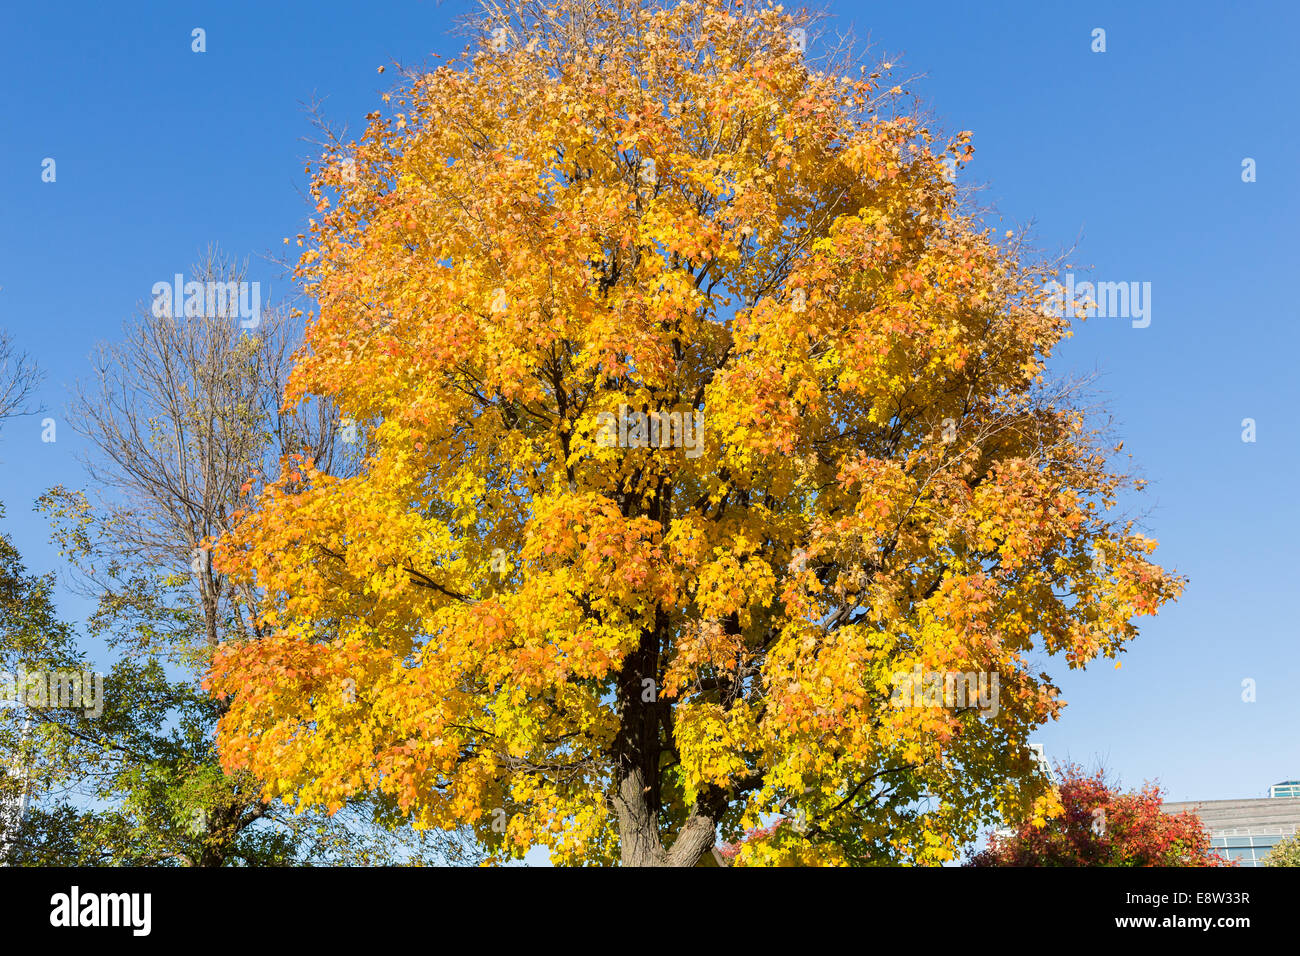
[1269,780,1300,800]
[1027,744,1055,783]
[1162,791,1300,866]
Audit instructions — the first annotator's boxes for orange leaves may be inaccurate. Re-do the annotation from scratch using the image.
[524,494,666,599]
[204,0,1183,866]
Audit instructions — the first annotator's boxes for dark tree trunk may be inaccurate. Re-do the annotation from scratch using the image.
[609,609,728,866]
[610,612,669,865]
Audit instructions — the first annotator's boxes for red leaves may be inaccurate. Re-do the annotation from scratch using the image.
[969,764,1229,867]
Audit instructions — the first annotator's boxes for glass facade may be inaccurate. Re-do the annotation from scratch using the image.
[1269,781,1300,799]
[1209,827,1296,866]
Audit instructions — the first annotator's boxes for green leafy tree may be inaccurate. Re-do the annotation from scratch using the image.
[1263,832,1300,867]
[0,504,87,864]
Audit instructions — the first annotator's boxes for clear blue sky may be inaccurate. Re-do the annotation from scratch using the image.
[1,0,1296,825]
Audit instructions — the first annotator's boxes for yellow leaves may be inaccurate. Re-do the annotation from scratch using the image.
[1030,788,1065,829]
[693,550,775,625]
[200,0,1185,867]
[673,700,759,798]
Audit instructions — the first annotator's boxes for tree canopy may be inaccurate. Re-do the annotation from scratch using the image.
[208,0,1184,866]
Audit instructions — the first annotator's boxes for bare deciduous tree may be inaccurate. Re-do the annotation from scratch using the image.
[0,328,42,429]
[68,246,345,660]
[38,247,478,865]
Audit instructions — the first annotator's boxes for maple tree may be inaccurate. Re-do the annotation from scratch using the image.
[966,765,1227,867]
[208,0,1184,865]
